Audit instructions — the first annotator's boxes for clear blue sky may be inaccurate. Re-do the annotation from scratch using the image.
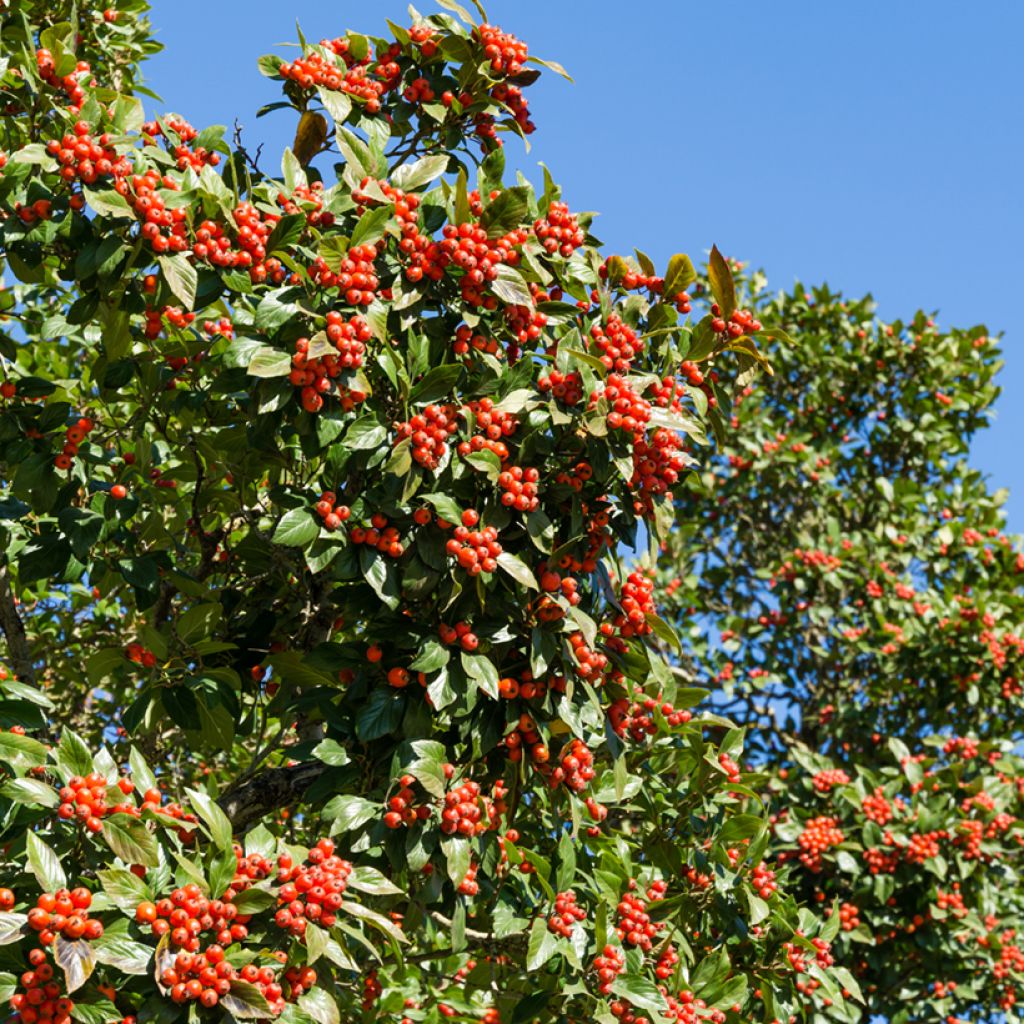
[144,1,1024,528]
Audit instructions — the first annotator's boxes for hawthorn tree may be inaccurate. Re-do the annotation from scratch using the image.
[658,271,1024,1021]
[0,2,857,1023]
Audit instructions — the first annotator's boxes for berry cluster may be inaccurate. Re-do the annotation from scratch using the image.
[27,888,102,945]
[812,768,851,793]
[548,890,587,937]
[592,945,625,995]
[655,944,680,980]
[551,738,595,793]
[501,714,550,766]
[453,324,502,362]
[497,466,539,512]
[274,839,352,935]
[458,862,479,896]
[351,514,406,559]
[36,49,91,110]
[591,374,651,435]
[534,201,584,257]
[384,774,432,828]
[438,621,480,652]
[125,642,157,667]
[441,780,487,836]
[796,816,845,872]
[57,771,134,832]
[710,302,762,337]
[136,882,248,951]
[615,889,662,951]
[612,571,656,639]
[46,121,130,187]
[11,946,72,1024]
[53,415,94,472]
[277,181,334,227]
[475,24,528,75]
[537,369,583,405]
[142,115,219,172]
[396,404,459,470]
[309,244,380,306]
[158,945,235,1009]
[751,862,778,899]
[445,521,502,575]
[590,314,642,373]
[118,169,189,254]
[630,428,688,515]
[279,37,393,114]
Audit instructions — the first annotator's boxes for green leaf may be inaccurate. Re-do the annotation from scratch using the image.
[102,817,160,867]
[350,203,393,249]
[0,732,48,767]
[186,788,234,849]
[0,912,26,946]
[299,987,339,1024]
[480,186,531,238]
[91,934,153,975]
[611,976,668,1014]
[273,508,320,547]
[97,868,150,915]
[322,795,377,831]
[462,652,499,700]
[312,739,350,767]
[247,345,292,378]
[223,981,273,1020]
[54,936,94,993]
[407,739,448,798]
[1,777,58,808]
[347,865,403,896]
[496,551,538,589]
[491,264,533,306]
[526,917,559,971]
[707,245,736,318]
[392,154,450,191]
[410,364,463,404]
[158,254,198,309]
[231,886,277,913]
[27,833,66,891]
[58,729,94,776]
[663,253,697,297]
[343,899,407,943]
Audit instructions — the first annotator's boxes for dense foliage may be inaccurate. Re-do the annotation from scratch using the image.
[0,2,871,1024]
[659,271,1024,1021]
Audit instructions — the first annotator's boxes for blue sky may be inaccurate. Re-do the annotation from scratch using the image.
[145,0,1024,528]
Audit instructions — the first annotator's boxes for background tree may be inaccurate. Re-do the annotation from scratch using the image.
[659,270,1024,1021]
[0,3,852,1024]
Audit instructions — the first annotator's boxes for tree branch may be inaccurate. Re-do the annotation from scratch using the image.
[218,760,326,831]
[0,561,34,683]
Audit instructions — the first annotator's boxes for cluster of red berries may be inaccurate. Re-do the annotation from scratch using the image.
[615,888,663,952]
[192,209,287,285]
[796,816,845,872]
[438,621,480,652]
[812,768,851,793]
[453,324,503,362]
[474,24,528,75]
[274,839,352,935]
[441,780,488,836]
[460,398,518,451]
[534,202,584,257]
[440,221,530,307]
[384,774,433,828]
[592,945,625,995]
[46,121,129,186]
[497,465,540,512]
[501,714,550,766]
[36,49,91,110]
[309,244,380,306]
[125,642,157,667]
[751,862,778,899]
[608,693,691,741]
[53,415,94,471]
[291,335,369,415]
[612,571,656,639]
[143,303,195,340]
[551,738,595,793]
[590,315,642,373]
[56,771,134,832]
[548,890,587,937]
[26,888,102,945]
[538,564,582,608]
[136,883,248,951]
[538,369,583,405]
[655,944,680,980]
[202,316,234,340]
[11,945,72,1024]
[458,862,479,896]
[445,520,502,575]
[591,374,652,435]
[836,902,861,931]
[567,629,610,682]
[312,494,351,533]
[142,115,219,172]
[279,37,393,114]
[277,181,334,227]
[679,360,704,386]
[861,787,893,825]
[351,515,406,559]
[117,169,189,254]
[158,944,236,1009]
[630,428,688,516]
[396,404,459,470]
[710,303,762,337]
